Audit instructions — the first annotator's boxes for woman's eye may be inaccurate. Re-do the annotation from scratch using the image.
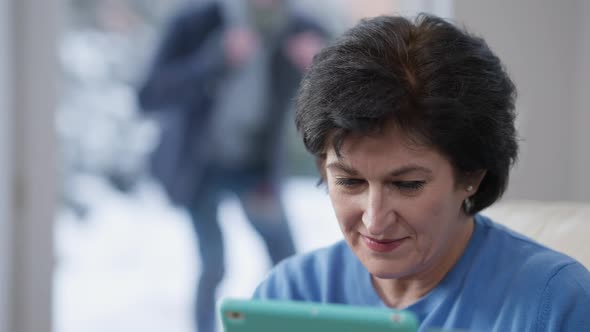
[394,181,425,191]
[334,178,364,187]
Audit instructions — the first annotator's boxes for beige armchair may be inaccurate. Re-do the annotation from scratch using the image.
[482,200,590,268]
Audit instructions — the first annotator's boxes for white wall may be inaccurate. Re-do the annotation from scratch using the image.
[0,0,59,331]
[455,0,590,202]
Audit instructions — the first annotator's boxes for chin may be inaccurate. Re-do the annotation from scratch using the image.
[360,253,409,279]
[367,264,407,279]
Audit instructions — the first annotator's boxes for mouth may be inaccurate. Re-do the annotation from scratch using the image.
[361,235,408,253]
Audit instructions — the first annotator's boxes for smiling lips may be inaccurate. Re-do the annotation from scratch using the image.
[362,235,407,253]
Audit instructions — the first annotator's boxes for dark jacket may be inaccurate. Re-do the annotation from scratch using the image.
[138,2,325,206]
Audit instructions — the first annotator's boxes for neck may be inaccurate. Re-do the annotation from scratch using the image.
[372,215,475,309]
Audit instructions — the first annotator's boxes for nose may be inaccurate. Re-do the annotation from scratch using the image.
[362,187,395,236]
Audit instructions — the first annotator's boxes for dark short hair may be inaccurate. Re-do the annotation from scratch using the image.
[295,14,518,214]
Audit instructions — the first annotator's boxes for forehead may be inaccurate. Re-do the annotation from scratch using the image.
[325,126,451,173]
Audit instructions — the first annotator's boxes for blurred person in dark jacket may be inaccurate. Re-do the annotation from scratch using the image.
[137,0,326,331]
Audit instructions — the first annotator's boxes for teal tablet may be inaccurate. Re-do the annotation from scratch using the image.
[220,298,419,332]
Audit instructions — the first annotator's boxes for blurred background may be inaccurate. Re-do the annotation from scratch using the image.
[1,0,589,332]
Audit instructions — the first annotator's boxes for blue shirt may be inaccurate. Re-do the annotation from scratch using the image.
[253,214,590,331]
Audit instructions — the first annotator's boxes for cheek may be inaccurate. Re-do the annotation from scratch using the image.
[410,188,462,248]
[328,188,360,232]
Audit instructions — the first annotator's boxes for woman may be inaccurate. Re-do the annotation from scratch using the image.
[253,14,590,331]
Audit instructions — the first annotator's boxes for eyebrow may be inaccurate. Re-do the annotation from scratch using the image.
[389,165,433,177]
[326,162,358,175]
[326,161,432,177]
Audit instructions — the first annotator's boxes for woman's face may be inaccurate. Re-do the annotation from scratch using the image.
[325,126,476,279]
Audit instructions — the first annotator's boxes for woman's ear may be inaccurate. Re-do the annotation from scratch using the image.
[465,169,487,196]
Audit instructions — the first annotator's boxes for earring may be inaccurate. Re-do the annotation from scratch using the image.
[466,185,474,192]
[463,198,473,213]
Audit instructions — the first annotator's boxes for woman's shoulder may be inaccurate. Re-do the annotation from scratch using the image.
[252,240,359,301]
[474,213,590,299]
[475,213,580,271]
[449,215,590,330]
[535,261,590,330]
